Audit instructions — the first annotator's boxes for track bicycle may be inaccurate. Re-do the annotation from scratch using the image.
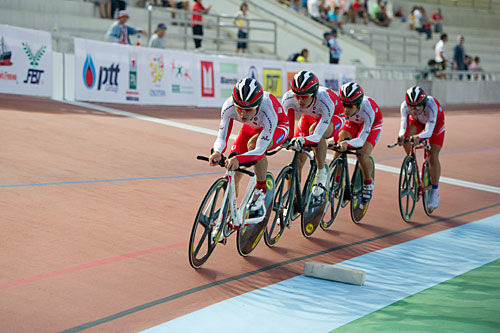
[264,143,329,245]
[188,155,275,269]
[322,144,375,226]
[388,137,433,221]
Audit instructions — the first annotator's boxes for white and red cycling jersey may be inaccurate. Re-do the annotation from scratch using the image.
[213,92,289,164]
[399,96,445,146]
[281,86,345,144]
[343,96,383,148]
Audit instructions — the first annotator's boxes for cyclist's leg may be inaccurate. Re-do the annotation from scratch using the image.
[230,124,256,197]
[295,115,315,179]
[403,117,421,154]
[308,121,334,171]
[357,141,374,179]
[427,126,444,208]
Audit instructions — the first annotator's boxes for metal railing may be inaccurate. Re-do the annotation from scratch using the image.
[145,5,277,56]
[404,0,499,11]
[357,66,500,81]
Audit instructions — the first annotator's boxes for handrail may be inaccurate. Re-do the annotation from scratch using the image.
[146,5,277,56]
[244,0,324,44]
[357,66,500,81]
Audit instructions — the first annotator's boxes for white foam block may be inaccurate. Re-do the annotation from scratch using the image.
[304,262,366,286]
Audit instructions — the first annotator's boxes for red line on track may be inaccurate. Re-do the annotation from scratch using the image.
[0,241,188,290]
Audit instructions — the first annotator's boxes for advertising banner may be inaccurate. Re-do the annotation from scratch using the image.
[0,24,52,97]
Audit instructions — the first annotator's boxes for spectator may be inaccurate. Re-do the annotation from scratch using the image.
[111,0,127,19]
[327,6,344,31]
[416,8,432,39]
[162,1,189,24]
[148,23,167,49]
[370,0,390,27]
[434,33,448,70]
[432,8,443,33]
[235,2,249,54]
[452,34,466,70]
[90,0,111,18]
[296,48,310,62]
[470,56,483,72]
[425,59,446,80]
[308,0,326,22]
[105,10,147,44]
[409,6,421,31]
[394,7,406,22]
[325,28,342,63]
[192,0,211,50]
[347,0,368,24]
[290,0,300,11]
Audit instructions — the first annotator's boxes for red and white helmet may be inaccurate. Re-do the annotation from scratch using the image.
[405,86,428,107]
[291,70,319,96]
[339,82,364,106]
[232,78,264,108]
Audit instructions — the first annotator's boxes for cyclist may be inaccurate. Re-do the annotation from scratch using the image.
[397,86,445,210]
[328,82,383,204]
[209,78,290,225]
[281,70,345,197]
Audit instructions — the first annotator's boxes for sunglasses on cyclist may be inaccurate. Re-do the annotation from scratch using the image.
[293,93,314,101]
[235,105,258,113]
[342,102,357,109]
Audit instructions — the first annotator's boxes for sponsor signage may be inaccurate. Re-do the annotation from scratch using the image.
[263,68,282,97]
[219,62,238,98]
[0,25,52,97]
[201,61,214,97]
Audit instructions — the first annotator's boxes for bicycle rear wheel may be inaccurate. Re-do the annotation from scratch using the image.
[237,172,275,256]
[301,164,329,238]
[321,157,346,230]
[188,178,229,269]
[422,161,433,216]
[350,156,375,223]
[264,166,293,247]
[398,155,418,222]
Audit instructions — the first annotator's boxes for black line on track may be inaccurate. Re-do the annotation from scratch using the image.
[62,202,500,332]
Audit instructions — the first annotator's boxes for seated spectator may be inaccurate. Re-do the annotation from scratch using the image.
[148,23,167,48]
[409,6,421,31]
[296,48,310,62]
[307,0,327,22]
[470,56,483,72]
[347,0,368,24]
[370,0,390,27]
[426,59,446,79]
[105,10,147,44]
[416,8,432,39]
[432,8,443,33]
[289,0,300,11]
[327,6,345,30]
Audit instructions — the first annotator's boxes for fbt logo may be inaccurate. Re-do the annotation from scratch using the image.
[83,54,120,92]
[23,69,44,84]
[22,42,47,85]
[201,61,214,97]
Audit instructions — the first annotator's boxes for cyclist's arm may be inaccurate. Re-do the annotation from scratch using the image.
[418,105,438,139]
[303,99,333,144]
[213,103,234,153]
[347,110,373,148]
[287,107,295,140]
[236,130,272,164]
[399,102,409,137]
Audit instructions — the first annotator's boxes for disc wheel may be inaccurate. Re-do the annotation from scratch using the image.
[422,162,434,216]
[321,157,346,230]
[264,166,293,247]
[398,155,418,222]
[350,156,375,223]
[188,178,229,269]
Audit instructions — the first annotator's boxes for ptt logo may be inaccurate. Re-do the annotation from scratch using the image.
[83,54,120,92]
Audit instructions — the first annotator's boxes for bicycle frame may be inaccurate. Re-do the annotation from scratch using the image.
[290,148,317,212]
[204,170,256,233]
[408,140,431,199]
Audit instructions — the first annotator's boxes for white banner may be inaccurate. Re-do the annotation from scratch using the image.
[74,38,356,107]
[0,25,52,97]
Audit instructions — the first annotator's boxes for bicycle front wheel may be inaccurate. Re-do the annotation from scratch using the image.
[264,166,293,247]
[321,157,346,230]
[188,178,229,269]
[398,155,418,222]
[422,161,434,216]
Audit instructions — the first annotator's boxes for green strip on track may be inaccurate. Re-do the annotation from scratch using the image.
[333,259,500,332]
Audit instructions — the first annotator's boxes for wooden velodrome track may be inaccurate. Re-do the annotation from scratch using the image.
[1,94,499,332]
